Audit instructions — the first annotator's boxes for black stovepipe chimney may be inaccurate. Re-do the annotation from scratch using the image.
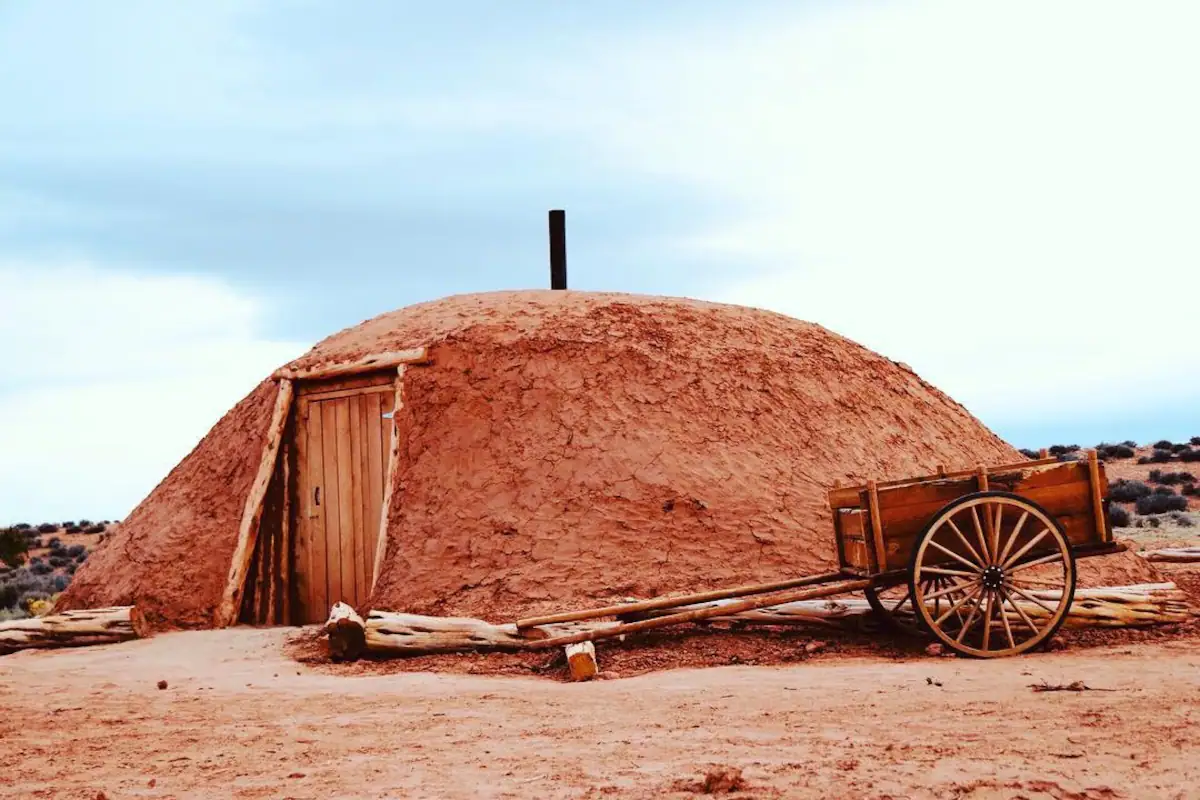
[548,209,567,290]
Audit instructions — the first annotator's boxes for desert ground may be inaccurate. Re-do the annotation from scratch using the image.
[4,445,1199,799]
[4,548,1199,800]
[1,623,1198,800]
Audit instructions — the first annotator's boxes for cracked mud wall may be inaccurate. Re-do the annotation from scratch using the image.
[56,379,279,629]
[366,294,1024,620]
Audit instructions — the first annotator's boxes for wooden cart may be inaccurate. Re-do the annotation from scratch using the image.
[826,450,1121,657]
[511,450,1123,660]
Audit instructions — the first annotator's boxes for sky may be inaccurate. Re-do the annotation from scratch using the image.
[2,0,1198,522]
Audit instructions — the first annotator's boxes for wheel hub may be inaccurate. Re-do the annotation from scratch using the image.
[981,565,1005,590]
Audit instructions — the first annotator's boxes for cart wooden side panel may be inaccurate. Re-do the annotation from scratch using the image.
[829,454,1111,576]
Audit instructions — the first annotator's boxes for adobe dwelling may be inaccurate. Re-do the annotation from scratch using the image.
[58,290,1031,630]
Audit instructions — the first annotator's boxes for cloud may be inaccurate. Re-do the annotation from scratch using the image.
[0,264,308,522]
[523,0,1200,427]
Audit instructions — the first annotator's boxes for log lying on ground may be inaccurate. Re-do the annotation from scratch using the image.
[325,602,367,661]
[565,642,598,681]
[1137,547,1200,563]
[337,582,1193,658]
[626,583,1192,630]
[0,606,146,655]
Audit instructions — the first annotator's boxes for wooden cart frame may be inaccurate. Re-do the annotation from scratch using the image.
[515,449,1124,659]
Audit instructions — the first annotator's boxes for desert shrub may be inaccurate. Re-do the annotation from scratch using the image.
[1183,484,1198,496]
[1153,440,1174,450]
[1057,452,1081,462]
[36,523,56,534]
[1149,449,1174,463]
[47,555,68,568]
[1191,436,1200,446]
[1170,512,1195,528]
[1180,449,1200,463]
[1049,444,1079,456]
[12,523,30,530]
[1149,470,1196,485]
[1109,479,1151,503]
[0,528,28,568]
[29,561,53,575]
[66,563,77,575]
[1097,443,1136,459]
[78,519,91,527]
[1137,493,1189,514]
[59,521,74,528]
[52,575,69,592]
[0,582,18,609]
[65,525,82,534]
[74,551,88,563]
[1019,448,1041,460]
[47,536,61,548]
[1108,504,1132,527]
[1137,456,1151,464]
[1172,443,1189,453]
[84,524,106,534]
[66,544,85,558]
[1154,486,1175,496]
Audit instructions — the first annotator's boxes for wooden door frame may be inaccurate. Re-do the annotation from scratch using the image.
[214,346,427,628]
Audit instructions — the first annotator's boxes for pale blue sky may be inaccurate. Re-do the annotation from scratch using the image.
[2,1,1198,519]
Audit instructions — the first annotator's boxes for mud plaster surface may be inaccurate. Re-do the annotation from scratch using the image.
[56,292,1161,627]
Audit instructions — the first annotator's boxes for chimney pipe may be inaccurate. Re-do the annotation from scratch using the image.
[548,209,567,290]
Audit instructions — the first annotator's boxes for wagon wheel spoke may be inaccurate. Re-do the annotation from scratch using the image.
[1008,551,1064,573]
[1006,583,1061,616]
[1002,527,1052,570]
[997,589,1017,649]
[923,578,972,603]
[990,504,1003,568]
[954,592,985,643]
[981,590,995,651]
[944,517,987,568]
[934,584,980,627]
[996,510,1030,567]
[921,567,979,579]
[1000,586,1042,634]
[927,538,985,573]
[969,506,992,562]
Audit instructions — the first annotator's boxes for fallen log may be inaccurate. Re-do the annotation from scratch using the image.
[0,606,147,655]
[359,610,624,655]
[1137,547,1200,564]
[341,582,1193,658]
[325,602,367,661]
[565,642,598,681]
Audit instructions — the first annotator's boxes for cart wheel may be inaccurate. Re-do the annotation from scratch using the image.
[864,579,944,636]
[909,491,1076,658]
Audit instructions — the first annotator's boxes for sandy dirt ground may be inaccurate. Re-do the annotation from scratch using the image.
[3,624,1199,800]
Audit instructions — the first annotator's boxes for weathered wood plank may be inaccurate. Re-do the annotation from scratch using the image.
[215,378,294,628]
[321,400,343,611]
[275,347,429,381]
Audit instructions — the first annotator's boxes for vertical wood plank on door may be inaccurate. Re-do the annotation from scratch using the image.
[334,399,356,604]
[305,401,328,623]
[348,395,367,603]
[321,401,342,611]
[365,391,384,582]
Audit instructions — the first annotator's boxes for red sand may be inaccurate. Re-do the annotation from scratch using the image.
[57,291,1160,628]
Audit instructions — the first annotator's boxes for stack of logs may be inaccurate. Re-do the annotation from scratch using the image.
[326,581,1194,680]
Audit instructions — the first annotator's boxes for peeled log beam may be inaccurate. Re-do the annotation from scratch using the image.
[0,606,146,655]
[325,602,367,661]
[1138,547,1200,563]
[351,583,1192,658]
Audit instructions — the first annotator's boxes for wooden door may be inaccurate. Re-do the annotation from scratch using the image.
[292,373,394,623]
